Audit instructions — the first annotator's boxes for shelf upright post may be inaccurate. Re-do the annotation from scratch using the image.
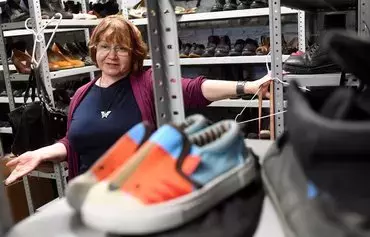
[28,0,54,105]
[0,172,13,237]
[121,0,129,19]
[269,0,284,137]
[80,0,94,81]
[145,0,185,127]
[358,0,370,36]
[298,10,306,52]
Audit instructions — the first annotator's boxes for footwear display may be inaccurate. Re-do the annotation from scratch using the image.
[189,44,206,58]
[51,43,85,68]
[256,36,270,55]
[66,114,210,211]
[2,0,29,23]
[180,43,192,58]
[80,120,257,234]
[283,42,341,74]
[39,0,73,19]
[237,0,253,9]
[262,81,370,237]
[11,49,31,74]
[202,35,220,57]
[250,0,268,8]
[47,49,74,70]
[242,38,259,56]
[229,39,245,56]
[215,35,231,57]
[210,0,225,12]
[223,0,237,10]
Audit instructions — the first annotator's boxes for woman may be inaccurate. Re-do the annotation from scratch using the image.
[5,15,271,185]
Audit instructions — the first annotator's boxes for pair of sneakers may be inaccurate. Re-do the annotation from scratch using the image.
[66,114,258,235]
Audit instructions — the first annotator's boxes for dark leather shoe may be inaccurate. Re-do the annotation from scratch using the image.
[223,0,237,10]
[242,38,258,56]
[210,0,225,12]
[3,0,29,22]
[237,0,252,9]
[189,44,205,58]
[215,35,231,57]
[283,43,341,74]
[250,0,268,8]
[229,39,245,56]
[180,43,192,58]
[202,35,220,57]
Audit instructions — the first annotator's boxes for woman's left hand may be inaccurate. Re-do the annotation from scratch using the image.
[245,74,273,98]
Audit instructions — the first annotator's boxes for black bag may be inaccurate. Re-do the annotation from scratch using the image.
[8,69,67,156]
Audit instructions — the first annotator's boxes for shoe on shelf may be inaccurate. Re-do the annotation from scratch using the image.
[51,43,85,68]
[229,39,245,56]
[188,44,206,58]
[215,35,231,57]
[80,120,257,235]
[256,36,270,55]
[47,49,74,70]
[66,114,210,211]
[283,42,341,74]
[237,0,252,9]
[202,35,220,57]
[263,81,370,237]
[64,42,93,65]
[250,0,268,8]
[2,0,29,22]
[210,0,225,12]
[180,43,192,58]
[11,49,31,74]
[242,38,258,56]
[223,0,237,10]
[128,0,146,19]
[39,0,73,19]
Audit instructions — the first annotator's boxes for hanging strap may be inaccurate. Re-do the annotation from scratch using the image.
[258,80,275,140]
[23,70,37,104]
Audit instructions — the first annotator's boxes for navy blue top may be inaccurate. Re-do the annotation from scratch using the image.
[68,78,142,174]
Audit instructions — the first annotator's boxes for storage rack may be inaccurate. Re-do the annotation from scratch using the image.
[0,1,302,214]
[0,0,368,236]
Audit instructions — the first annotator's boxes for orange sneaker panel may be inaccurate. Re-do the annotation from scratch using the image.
[91,136,138,180]
[121,145,200,204]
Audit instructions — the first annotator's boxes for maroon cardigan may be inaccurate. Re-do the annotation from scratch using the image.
[59,68,211,179]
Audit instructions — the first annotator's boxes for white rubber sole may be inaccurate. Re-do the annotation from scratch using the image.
[81,154,257,235]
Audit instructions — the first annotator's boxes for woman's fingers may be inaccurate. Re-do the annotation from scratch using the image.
[5,157,20,167]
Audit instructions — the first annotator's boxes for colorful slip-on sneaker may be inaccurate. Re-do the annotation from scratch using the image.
[81,120,257,235]
[66,114,210,211]
[262,81,370,237]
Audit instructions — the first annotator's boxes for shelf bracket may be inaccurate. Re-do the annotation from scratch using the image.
[145,0,185,127]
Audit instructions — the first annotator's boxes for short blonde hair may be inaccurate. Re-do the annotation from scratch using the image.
[89,15,148,73]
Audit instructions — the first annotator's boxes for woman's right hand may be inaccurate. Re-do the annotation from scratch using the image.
[4,151,43,185]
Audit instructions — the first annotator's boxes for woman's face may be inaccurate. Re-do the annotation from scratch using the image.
[95,34,131,78]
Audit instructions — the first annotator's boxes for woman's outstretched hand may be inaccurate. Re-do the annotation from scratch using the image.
[4,151,42,185]
[245,74,273,98]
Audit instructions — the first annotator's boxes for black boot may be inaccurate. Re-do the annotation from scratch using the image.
[210,0,225,12]
[250,0,268,8]
[237,0,253,9]
[40,0,73,19]
[202,35,220,57]
[223,0,237,10]
[215,35,231,57]
[3,0,29,22]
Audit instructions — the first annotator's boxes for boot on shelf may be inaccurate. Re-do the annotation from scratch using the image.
[242,38,258,56]
[39,0,73,19]
[2,0,29,23]
[215,35,231,57]
[20,0,50,19]
[229,39,245,56]
[237,0,253,9]
[223,0,237,10]
[210,0,225,12]
[202,35,220,57]
[250,0,268,8]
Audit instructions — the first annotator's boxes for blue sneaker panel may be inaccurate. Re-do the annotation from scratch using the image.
[127,122,147,144]
[149,125,184,159]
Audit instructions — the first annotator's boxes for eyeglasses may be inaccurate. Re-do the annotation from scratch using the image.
[96,43,130,56]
